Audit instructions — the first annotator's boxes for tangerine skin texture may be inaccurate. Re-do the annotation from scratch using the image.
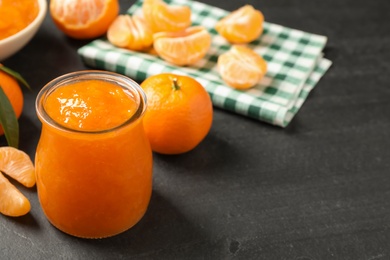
[141,73,213,155]
[0,69,24,136]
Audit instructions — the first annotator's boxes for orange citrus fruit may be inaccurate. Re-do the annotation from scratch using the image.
[50,0,119,39]
[107,14,153,51]
[153,26,211,66]
[0,146,35,217]
[215,5,264,44]
[141,73,213,154]
[218,45,267,89]
[142,0,191,33]
[0,146,35,187]
[0,172,31,217]
[0,69,24,136]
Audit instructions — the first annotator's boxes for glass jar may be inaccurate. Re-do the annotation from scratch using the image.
[35,70,153,238]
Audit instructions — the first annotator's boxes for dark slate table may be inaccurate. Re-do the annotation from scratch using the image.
[1,0,390,259]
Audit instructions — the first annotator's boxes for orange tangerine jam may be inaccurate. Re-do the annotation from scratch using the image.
[44,80,138,131]
[35,71,153,238]
[0,0,39,40]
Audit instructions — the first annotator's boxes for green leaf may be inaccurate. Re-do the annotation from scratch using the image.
[0,85,19,148]
[0,65,30,90]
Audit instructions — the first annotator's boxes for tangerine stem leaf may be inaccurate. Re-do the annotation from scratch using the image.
[0,85,19,148]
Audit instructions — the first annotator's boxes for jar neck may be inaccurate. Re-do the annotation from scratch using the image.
[36,70,147,134]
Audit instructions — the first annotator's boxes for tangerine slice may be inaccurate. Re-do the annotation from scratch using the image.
[217,45,267,89]
[215,5,264,44]
[0,172,31,217]
[107,14,153,51]
[142,0,191,33]
[0,147,35,188]
[153,26,211,66]
[50,0,119,39]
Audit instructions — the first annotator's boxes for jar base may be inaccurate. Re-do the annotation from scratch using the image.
[44,210,148,239]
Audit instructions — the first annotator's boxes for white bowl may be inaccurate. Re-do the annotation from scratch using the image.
[0,0,47,61]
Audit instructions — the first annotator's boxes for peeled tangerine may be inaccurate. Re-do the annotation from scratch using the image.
[107,14,153,51]
[0,147,35,217]
[153,26,211,66]
[50,0,120,39]
[218,45,267,90]
[142,0,191,33]
[215,5,264,44]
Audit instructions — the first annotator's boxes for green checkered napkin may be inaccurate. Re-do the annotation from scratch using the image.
[78,0,332,127]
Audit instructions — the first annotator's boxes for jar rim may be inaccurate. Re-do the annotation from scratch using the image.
[36,70,147,134]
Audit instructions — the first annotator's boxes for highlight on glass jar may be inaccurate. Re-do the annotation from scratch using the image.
[35,70,153,239]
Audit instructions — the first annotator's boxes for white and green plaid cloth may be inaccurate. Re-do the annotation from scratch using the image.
[78,0,332,127]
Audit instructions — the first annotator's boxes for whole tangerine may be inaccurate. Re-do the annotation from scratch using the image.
[141,73,213,155]
[0,69,24,136]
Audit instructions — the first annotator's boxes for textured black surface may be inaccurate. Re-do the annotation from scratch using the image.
[1,0,390,259]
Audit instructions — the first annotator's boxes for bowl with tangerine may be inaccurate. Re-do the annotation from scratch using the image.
[0,0,47,61]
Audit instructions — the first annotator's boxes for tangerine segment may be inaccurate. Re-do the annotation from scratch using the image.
[50,0,119,39]
[153,26,211,66]
[0,147,35,188]
[0,172,31,217]
[141,73,213,154]
[107,14,153,51]
[218,45,267,90]
[142,0,191,33]
[215,5,264,44]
